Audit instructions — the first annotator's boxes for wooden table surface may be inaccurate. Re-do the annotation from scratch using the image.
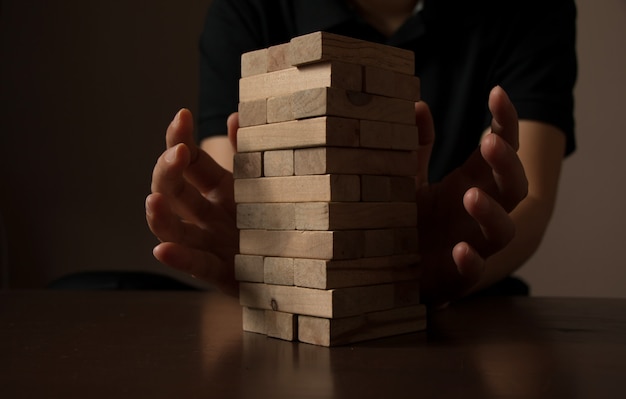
[1,290,625,399]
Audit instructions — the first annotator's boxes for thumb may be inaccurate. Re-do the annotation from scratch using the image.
[227,112,239,152]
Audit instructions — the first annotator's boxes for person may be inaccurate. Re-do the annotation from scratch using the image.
[146,0,577,306]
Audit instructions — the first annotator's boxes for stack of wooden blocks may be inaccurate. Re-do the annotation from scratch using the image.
[233,31,427,347]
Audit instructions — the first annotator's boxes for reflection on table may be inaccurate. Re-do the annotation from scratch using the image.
[1,291,625,399]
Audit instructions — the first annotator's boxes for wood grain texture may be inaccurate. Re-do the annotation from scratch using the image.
[298,305,427,347]
[233,152,262,179]
[289,31,414,75]
[239,229,365,260]
[234,174,360,203]
[264,257,295,286]
[237,203,296,230]
[237,116,359,152]
[234,254,265,283]
[238,99,267,127]
[294,256,422,289]
[242,306,266,334]
[291,87,415,125]
[294,147,418,176]
[294,202,417,230]
[265,310,298,341]
[363,65,420,101]
[361,228,419,258]
[239,61,362,102]
[264,150,294,177]
[240,48,268,77]
[266,93,293,124]
[359,120,419,151]
[239,280,421,319]
[267,43,292,72]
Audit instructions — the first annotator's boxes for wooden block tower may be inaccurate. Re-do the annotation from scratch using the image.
[234,31,426,347]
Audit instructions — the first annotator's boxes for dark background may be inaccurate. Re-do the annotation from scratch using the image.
[1,0,625,297]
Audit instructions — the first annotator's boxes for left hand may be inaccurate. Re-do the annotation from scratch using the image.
[416,86,528,305]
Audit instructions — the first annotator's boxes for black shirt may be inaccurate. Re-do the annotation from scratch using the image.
[198,0,577,182]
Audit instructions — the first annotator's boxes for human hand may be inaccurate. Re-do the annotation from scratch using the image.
[415,86,528,305]
[145,109,239,296]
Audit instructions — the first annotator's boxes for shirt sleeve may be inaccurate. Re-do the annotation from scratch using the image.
[489,0,578,156]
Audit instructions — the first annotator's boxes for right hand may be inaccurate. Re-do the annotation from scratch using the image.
[145,109,240,296]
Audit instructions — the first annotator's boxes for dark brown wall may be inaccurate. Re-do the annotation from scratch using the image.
[0,0,211,287]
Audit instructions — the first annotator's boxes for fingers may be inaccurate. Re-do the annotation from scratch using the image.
[481,132,528,212]
[166,109,197,152]
[227,112,239,151]
[463,187,516,254]
[183,147,235,213]
[155,110,235,213]
[164,109,234,204]
[488,86,519,150]
[151,143,217,226]
[415,101,435,187]
[452,242,484,285]
[153,242,238,297]
[420,242,485,306]
[146,193,210,251]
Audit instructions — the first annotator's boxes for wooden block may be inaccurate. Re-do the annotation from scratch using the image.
[291,87,415,125]
[234,254,265,283]
[289,31,414,75]
[234,174,360,203]
[238,99,267,127]
[363,65,421,101]
[264,150,294,177]
[361,175,416,202]
[363,228,419,257]
[264,257,295,286]
[237,203,296,230]
[267,43,292,72]
[239,229,364,260]
[294,257,422,289]
[394,227,419,255]
[266,94,293,124]
[363,229,395,257]
[265,310,298,341]
[240,282,331,318]
[294,202,417,230]
[359,120,419,150]
[237,116,359,153]
[241,48,268,78]
[362,228,415,257]
[242,307,266,334]
[298,305,427,347]
[239,280,421,319]
[239,61,362,102]
[233,152,262,179]
[390,176,417,202]
[361,175,391,202]
[294,147,418,176]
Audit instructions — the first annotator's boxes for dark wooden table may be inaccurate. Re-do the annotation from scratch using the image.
[1,290,625,398]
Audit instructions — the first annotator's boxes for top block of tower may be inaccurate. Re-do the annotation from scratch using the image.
[241,31,415,78]
[289,32,415,75]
